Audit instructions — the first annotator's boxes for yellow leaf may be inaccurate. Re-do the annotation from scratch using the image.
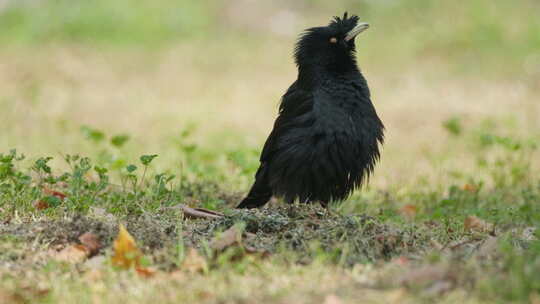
[111,224,142,269]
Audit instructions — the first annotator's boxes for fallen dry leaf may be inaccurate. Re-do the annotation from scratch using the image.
[209,226,243,251]
[182,248,207,274]
[175,204,224,219]
[135,267,157,278]
[399,204,417,219]
[208,226,270,259]
[43,187,67,200]
[464,215,494,233]
[53,245,89,263]
[110,225,155,278]
[111,224,142,269]
[33,200,50,210]
[79,232,102,256]
[34,188,68,210]
[244,246,271,258]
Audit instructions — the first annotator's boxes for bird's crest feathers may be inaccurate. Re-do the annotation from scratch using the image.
[328,12,360,31]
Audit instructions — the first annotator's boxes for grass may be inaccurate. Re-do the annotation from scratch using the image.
[1,0,540,303]
[1,110,539,303]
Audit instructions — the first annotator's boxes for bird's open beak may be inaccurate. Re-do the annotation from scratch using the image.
[344,22,370,41]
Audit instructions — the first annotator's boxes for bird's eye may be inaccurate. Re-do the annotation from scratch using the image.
[329,37,337,44]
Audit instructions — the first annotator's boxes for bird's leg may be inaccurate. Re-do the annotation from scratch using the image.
[285,198,301,218]
[319,201,339,218]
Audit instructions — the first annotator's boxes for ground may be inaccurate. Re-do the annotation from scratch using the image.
[1,0,540,303]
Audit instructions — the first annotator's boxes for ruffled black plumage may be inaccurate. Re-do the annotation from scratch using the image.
[238,13,384,208]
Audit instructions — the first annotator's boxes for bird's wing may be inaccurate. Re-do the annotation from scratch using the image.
[260,81,314,162]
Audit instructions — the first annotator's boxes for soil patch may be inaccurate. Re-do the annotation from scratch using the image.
[1,205,433,266]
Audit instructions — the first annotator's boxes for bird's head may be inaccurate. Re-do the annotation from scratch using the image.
[295,12,369,74]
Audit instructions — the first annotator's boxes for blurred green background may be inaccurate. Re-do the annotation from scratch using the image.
[1,0,539,76]
[1,0,539,189]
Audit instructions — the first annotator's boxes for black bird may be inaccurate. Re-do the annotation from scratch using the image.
[237,13,384,209]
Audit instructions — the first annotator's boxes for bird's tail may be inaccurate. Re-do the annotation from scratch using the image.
[237,165,272,209]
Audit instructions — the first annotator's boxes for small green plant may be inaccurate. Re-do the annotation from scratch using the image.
[442,116,463,136]
[80,125,105,143]
[79,125,133,172]
[0,150,31,198]
[110,134,130,148]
